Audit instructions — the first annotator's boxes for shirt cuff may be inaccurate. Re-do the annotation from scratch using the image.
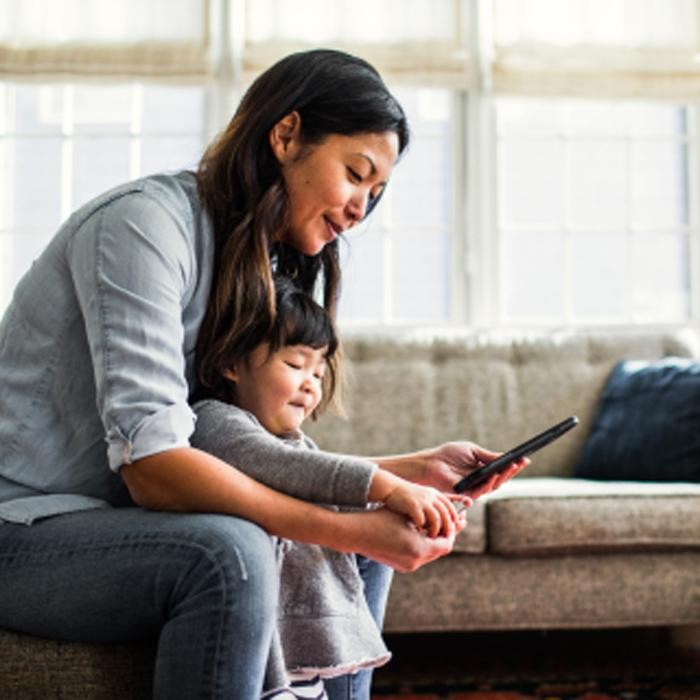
[107,402,196,471]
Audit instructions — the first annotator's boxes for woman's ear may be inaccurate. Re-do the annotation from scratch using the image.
[269,111,302,164]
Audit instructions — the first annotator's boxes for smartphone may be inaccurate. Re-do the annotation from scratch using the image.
[453,415,579,493]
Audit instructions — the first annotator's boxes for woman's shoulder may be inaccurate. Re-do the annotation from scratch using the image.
[67,170,201,232]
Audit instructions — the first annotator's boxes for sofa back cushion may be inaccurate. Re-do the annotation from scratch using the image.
[307,330,697,478]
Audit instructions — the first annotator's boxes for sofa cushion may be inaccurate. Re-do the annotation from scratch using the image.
[574,357,700,482]
[308,329,697,479]
[486,477,700,556]
[0,628,155,699]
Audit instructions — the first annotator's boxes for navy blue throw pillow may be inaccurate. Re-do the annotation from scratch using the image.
[574,357,700,482]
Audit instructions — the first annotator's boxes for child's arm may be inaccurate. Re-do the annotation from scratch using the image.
[192,400,378,506]
[368,468,469,538]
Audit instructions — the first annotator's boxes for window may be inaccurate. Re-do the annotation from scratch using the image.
[0,83,205,309]
[338,88,455,325]
[496,98,692,324]
[1,0,699,329]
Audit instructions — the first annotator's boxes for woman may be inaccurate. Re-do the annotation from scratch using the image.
[0,49,521,699]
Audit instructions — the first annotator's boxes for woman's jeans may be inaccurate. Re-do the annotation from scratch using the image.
[0,508,394,700]
[0,507,278,699]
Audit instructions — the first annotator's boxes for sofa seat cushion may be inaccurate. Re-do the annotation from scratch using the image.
[486,477,700,556]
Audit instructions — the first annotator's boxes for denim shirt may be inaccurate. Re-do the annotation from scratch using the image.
[0,171,215,523]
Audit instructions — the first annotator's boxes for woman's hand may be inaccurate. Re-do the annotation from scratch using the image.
[339,507,467,573]
[374,442,528,500]
[422,442,528,499]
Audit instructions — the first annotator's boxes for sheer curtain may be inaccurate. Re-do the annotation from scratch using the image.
[492,0,700,98]
[0,0,210,79]
[244,0,474,87]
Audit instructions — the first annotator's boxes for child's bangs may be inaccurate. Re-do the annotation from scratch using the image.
[276,298,338,358]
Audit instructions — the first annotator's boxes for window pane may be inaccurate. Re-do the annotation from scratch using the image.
[141,137,203,175]
[338,86,454,326]
[1,81,207,314]
[338,228,384,324]
[568,140,627,228]
[571,232,628,317]
[630,141,688,227]
[141,85,204,135]
[13,85,63,135]
[73,85,132,134]
[13,136,62,230]
[497,96,692,325]
[499,139,565,227]
[392,228,450,321]
[391,134,451,228]
[72,136,131,209]
[631,233,689,320]
[504,231,566,318]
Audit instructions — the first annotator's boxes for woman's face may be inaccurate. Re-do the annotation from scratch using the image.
[270,114,400,256]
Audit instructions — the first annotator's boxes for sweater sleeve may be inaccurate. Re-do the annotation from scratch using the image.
[191,400,377,507]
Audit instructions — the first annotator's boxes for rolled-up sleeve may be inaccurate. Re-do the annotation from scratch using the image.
[67,189,197,471]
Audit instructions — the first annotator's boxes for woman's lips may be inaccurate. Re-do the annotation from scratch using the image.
[324,216,342,240]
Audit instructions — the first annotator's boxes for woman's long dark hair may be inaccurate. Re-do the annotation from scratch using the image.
[194,49,409,402]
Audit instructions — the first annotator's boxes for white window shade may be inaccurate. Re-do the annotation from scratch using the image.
[244,0,474,87]
[0,0,210,79]
[492,0,700,99]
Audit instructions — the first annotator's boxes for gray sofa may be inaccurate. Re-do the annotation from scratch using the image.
[2,328,699,698]
[307,328,700,636]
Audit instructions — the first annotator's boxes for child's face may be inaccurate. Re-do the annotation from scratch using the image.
[226,343,327,436]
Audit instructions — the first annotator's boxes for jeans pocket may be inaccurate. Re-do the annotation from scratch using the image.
[0,494,111,525]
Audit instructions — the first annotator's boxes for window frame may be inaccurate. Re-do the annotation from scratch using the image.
[2,0,699,332]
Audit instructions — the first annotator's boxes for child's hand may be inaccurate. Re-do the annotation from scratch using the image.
[385,481,468,537]
[369,469,470,537]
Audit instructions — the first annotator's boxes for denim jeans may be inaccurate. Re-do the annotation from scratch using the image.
[324,556,394,700]
[0,507,278,700]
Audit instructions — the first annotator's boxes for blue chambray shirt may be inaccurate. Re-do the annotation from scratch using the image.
[0,171,215,523]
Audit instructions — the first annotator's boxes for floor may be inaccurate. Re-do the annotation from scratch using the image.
[370,628,700,699]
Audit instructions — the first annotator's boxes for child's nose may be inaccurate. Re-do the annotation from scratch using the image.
[300,375,314,391]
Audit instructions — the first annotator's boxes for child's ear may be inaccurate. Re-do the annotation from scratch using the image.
[269,111,302,164]
[222,368,238,383]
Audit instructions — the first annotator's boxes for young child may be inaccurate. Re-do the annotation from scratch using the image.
[191,275,467,698]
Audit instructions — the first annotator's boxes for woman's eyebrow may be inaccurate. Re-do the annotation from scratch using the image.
[353,153,377,176]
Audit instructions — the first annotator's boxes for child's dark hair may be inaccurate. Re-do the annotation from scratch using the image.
[206,275,340,415]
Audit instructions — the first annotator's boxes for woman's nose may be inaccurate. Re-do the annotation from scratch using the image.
[346,191,369,223]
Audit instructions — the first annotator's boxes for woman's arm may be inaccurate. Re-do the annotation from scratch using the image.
[121,446,462,573]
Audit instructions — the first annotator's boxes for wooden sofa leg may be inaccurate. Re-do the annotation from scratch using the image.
[670,625,700,650]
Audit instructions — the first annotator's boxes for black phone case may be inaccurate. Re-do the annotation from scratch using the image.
[453,416,579,493]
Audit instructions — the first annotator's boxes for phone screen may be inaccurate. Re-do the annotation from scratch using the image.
[453,416,579,493]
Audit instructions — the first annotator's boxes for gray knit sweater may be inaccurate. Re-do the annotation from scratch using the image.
[191,400,391,690]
